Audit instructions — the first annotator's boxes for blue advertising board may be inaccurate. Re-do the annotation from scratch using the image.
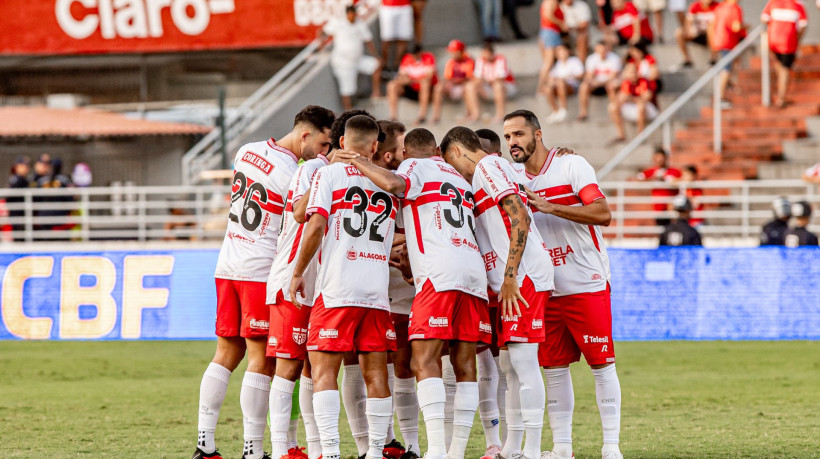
[0,248,818,341]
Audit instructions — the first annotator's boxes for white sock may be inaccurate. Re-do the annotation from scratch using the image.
[342,364,369,456]
[448,381,479,459]
[386,363,396,442]
[417,377,447,456]
[495,355,508,443]
[499,350,524,459]
[270,376,296,458]
[287,417,299,451]
[441,356,457,450]
[240,372,272,459]
[313,390,342,459]
[509,344,544,459]
[366,397,394,458]
[197,363,231,454]
[300,376,322,459]
[592,365,622,449]
[543,367,574,457]
[394,377,420,455]
[478,349,502,448]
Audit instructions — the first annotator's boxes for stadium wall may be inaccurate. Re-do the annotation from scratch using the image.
[0,248,817,341]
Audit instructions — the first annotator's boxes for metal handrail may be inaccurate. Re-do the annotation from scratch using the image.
[598,24,767,179]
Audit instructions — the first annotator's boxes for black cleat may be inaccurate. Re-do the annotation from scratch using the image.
[192,448,223,458]
[399,451,420,459]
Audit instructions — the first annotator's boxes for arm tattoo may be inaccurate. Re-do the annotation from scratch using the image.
[500,194,530,279]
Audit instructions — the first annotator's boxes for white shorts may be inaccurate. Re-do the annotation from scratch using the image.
[479,81,519,99]
[669,0,687,12]
[633,0,667,12]
[332,56,380,96]
[379,5,414,41]
[621,101,659,122]
[444,83,466,100]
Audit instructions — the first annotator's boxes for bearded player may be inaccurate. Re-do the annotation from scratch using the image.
[440,127,553,459]
[289,115,399,459]
[193,105,334,459]
[503,109,622,459]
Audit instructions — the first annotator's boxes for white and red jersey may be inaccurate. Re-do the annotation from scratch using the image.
[396,157,488,299]
[266,155,330,306]
[471,155,554,293]
[762,0,808,55]
[474,55,516,84]
[389,267,415,315]
[687,0,719,33]
[305,163,399,310]
[524,149,611,297]
[215,139,295,282]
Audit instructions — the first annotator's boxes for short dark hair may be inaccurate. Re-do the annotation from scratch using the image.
[440,126,482,156]
[475,128,501,153]
[345,5,356,13]
[330,109,374,150]
[482,41,495,53]
[685,164,698,175]
[404,128,437,152]
[503,109,541,131]
[294,105,335,133]
[653,146,668,156]
[411,44,423,55]
[344,115,381,148]
[377,120,406,155]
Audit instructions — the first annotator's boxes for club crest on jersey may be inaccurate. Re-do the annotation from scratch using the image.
[292,327,308,345]
[241,152,274,174]
[347,248,358,260]
[319,328,339,339]
[250,318,269,330]
[268,336,278,347]
[451,234,462,247]
[386,329,397,341]
[428,317,449,327]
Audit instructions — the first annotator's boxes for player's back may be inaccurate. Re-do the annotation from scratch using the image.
[306,162,399,310]
[397,157,488,299]
[215,139,297,282]
[526,153,611,297]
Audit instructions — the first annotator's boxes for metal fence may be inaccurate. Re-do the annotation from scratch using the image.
[0,180,817,243]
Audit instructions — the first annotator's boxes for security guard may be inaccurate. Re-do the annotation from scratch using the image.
[760,197,792,246]
[784,201,819,247]
[659,196,703,247]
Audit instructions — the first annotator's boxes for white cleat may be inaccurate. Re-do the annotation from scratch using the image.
[602,452,623,459]
[540,451,574,459]
[481,445,502,459]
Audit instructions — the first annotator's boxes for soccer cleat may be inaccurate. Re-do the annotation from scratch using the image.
[539,451,574,459]
[481,445,502,459]
[399,450,420,459]
[192,448,223,459]
[602,452,623,459]
[242,454,271,459]
[382,439,406,459]
[288,447,309,459]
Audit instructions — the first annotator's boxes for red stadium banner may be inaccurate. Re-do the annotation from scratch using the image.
[0,0,356,55]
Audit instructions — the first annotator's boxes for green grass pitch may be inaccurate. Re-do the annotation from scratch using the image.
[2,341,818,458]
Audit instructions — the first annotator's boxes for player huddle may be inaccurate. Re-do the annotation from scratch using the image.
[194,105,623,459]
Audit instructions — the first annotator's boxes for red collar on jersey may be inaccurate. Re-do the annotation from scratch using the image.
[526,147,557,179]
[267,138,299,164]
[430,156,445,162]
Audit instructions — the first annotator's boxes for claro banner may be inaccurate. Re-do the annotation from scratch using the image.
[1,247,819,341]
[0,0,354,55]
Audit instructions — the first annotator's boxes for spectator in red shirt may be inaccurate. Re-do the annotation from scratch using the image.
[605,0,654,47]
[761,0,808,108]
[538,0,567,90]
[608,63,659,142]
[710,0,746,106]
[387,45,437,123]
[676,0,719,67]
[676,164,705,226]
[432,39,475,123]
[634,147,682,224]
[627,41,661,96]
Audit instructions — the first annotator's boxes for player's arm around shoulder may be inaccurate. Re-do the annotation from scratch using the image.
[526,155,612,226]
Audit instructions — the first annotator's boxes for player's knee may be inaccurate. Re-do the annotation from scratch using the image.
[275,358,304,381]
[213,336,246,370]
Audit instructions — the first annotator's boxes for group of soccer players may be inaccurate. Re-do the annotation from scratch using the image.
[193,104,623,459]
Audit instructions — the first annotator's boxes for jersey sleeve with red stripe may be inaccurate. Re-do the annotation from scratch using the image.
[396,157,488,299]
[215,139,297,282]
[471,155,554,294]
[266,157,329,306]
[307,163,398,311]
[526,155,610,297]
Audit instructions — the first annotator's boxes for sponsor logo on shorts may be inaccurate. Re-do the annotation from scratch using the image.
[428,317,449,327]
[347,248,358,260]
[583,335,609,344]
[606,357,616,363]
[386,329,397,340]
[479,321,492,334]
[268,336,278,347]
[502,315,519,322]
[532,319,543,329]
[509,336,527,342]
[292,327,308,345]
[250,318,269,330]
[319,328,339,339]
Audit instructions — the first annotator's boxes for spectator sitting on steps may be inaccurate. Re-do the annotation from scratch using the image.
[387,45,437,124]
[543,42,585,124]
[577,40,622,121]
[432,40,475,124]
[659,196,703,246]
[676,0,719,68]
[608,63,659,142]
[784,201,818,247]
[760,197,792,246]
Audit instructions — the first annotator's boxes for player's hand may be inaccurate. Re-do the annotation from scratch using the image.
[389,244,413,280]
[525,189,556,215]
[554,147,576,157]
[332,150,360,164]
[500,277,528,319]
[289,275,305,309]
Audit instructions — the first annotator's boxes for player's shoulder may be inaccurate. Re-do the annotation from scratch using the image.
[554,152,594,170]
